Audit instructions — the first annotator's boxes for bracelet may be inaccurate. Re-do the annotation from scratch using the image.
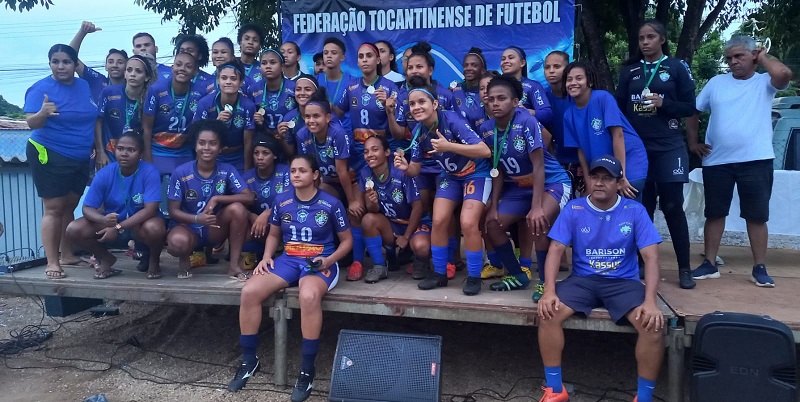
[194,214,198,224]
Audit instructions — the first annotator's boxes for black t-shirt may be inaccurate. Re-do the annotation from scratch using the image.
[615,56,696,152]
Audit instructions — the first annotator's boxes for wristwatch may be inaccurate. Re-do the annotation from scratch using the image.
[114,223,125,234]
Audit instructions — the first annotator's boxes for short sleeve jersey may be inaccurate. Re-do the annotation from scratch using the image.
[23,76,97,160]
[97,84,143,158]
[563,90,649,181]
[336,76,399,148]
[520,77,553,126]
[452,83,488,130]
[249,78,297,130]
[241,61,262,84]
[544,89,579,164]
[244,163,292,214]
[156,64,173,81]
[167,161,247,226]
[283,109,342,146]
[357,164,420,221]
[192,93,256,167]
[269,189,350,257]
[143,79,204,157]
[616,56,696,152]
[410,110,490,178]
[479,108,570,187]
[548,196,662,280]
[83,65,110,103]
[295,124,352,181]
[83,161,162,221]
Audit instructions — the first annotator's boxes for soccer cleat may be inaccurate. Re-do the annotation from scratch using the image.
[463,276,482,295]
[480,262,505,279]
[751,264,775,287]
[532,281,545,302]
[227,358,260,392]
[692,259,720,279]
[521,266,533,281]
[679,270,696,289]
[411,257,430,280]
[489,274,531,291]
[446,262,456,279]
[290,370,314,402]
[364,264,388,283]
[241,252,257,270]
[346,261,363,281]
[418,272,448,290]
[189,251,207,268]
[539,385,569,402]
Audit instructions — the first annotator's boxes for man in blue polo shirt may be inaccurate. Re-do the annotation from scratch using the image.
[536,155,664,402]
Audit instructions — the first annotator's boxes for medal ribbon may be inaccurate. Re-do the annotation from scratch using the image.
[642,55,666,90]
[492,117,514,171]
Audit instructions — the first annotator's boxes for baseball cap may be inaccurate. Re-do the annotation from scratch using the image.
[589,155,623,179]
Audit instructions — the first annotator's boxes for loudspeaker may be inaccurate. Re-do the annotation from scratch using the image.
[691,311,797,402]
[329,330,442,402]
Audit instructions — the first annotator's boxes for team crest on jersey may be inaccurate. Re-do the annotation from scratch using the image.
[189,100,198,113]
[233,115,245,128]
[314,210,329,227]
[186,189,198,201]
[276,181,285,193]
[659,71,670,82]
[376,97,385,110]
[297,209,309,223]
[260,185,270,199]
[253,74,263,82]
[201,183,212,196]
[215,180,226,194]
[513,137,525,152]
[361,93,371,106]
[132,193,143,205]
[619,222,633,237]
[391,188,404,204]
[591,118,603,133]
[455,97,462,108]
[159,104,171,115]
[281,213,292,223]
[439,178,449,189]
[466,95,475,108]
[285,97,296,109]
[520,93,528,106]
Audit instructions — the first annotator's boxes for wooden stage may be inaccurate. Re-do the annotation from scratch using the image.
[1,242,798,401]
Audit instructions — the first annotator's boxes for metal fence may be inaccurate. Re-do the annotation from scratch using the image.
[0,165,44,256]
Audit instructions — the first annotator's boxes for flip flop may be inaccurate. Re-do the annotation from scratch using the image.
[45,269,67,280]
[60,258,94,268]
[177,270,193,279]
[146,272,163,280]
[94,268,122,280]
[229,272,248,282]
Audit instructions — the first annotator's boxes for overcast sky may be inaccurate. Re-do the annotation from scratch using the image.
[0,0,239,107]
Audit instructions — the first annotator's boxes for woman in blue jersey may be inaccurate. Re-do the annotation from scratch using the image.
[500,46,553,126]
[616,20,697,289]
[452,47,488,130]
[562,61,649,201]
[165,120,253,280]
[142,52,204,175]
[95,55,156,169]
[173,34,214,96]
[360,135,431,282]
[251,49,297,134]
[243,135,291,243]
[211,37,257,97]
[68,21,127,102]
[276,74,322,157]
[393,76,492,295]
[229,154,352,401]
[24,44,97,279]
[479,75,572,302]
[66,132,166,279]
[544,51,583,198]
[193,60,256,172]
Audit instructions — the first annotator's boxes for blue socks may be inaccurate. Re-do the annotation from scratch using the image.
[520,257,533,272]
[431,245,449,275]
[301,338,320,373]
[495,241,522,276]
[637,377,655,402]
[487,250,503,268]
[240,334,259,364]
[351,227,365,263]
[544,366,563,392]
[447,237,457,264]
[465,250,483,278]
[364,235,385,266]
[536,250,548,282]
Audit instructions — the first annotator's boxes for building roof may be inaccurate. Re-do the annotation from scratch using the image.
[0,118,29,130]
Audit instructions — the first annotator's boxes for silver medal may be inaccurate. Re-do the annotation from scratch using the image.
[366,85,375,94]
[449,80,458,90]
[224,104,234,112]
[286,120,296,129]
[365,178,375,190]
[641,87,652,97]
[490,168,499,178]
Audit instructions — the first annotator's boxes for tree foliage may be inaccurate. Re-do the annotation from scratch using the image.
[0,95,24,119]
[2,0,52,11]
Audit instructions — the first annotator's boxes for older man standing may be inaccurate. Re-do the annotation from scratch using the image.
[688,36,792,287]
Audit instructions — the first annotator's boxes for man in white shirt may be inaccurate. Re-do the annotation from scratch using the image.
[688,36,792,287]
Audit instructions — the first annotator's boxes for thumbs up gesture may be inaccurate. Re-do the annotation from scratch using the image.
[40,94,58,117]
[80,21,102,34]
[428,129,449,154]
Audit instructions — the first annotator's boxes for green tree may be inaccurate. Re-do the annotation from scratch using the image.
[2,0,52,11]
[0,95,24,119]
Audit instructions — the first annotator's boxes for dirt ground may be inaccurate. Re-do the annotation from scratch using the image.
[0,292,676,402]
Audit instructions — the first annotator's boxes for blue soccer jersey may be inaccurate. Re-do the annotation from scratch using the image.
[548,196,662,280]
[97,84,143,160]
[269,189,350,257]
[479,108,570,187]
[284,108,342,147]
[83,161,162,221]
[336,76,399,151]
[244,163,292,214]
[357,164,420,221]
[563,90,648,181]
[544,89,580,164]
[452,83,488,131]
[156,64,172,81]
[295,124,352,181]
[249,78,297,130]
[143,79,204,157]
[83,65,110,103]
[318,71,355,135]
[167,161,247,224]
[192,92,257,169]
[241,60,262,85]
[409,110,490,178]
[209,72,258,101]
[520,77,553,126]
[394,81,457,151]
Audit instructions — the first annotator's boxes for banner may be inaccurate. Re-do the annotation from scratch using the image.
[281,0,575,87]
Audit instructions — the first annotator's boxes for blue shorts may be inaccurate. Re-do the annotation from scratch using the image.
[416,172,438,191]
[270,254,340,290]
[496,182,572,215]
[555,275,645,324]
[435,175,491,204]
[169,223,210,248]
[389,216,432,239]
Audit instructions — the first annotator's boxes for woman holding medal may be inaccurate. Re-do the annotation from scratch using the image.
[394,76,492,295]
[193,60,257,172]
[277,74,341,158]
[616,20,697,289]
[479,75,572,301]
[499,46,553,126]
[95,55,156,169]
[250,49,297,135]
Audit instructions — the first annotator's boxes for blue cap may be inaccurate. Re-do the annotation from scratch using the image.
[590,155,623,178]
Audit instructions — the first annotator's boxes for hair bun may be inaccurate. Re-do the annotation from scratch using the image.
[468,47,483,55]
[413,41,432,54]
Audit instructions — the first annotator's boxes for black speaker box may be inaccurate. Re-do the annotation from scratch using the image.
[691,311,797,402]
[329,330,442,402]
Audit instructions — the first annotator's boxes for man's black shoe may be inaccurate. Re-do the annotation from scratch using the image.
[290,370,314,402]
[679,270,696,289]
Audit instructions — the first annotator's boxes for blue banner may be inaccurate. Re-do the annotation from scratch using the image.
[281,0,575,86]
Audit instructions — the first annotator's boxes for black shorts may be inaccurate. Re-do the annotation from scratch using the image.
[702,159,773,222]
[555,275,645,324]
[27,141,89,199]
[646,146,689,183]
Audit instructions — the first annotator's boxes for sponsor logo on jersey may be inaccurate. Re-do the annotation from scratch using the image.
[391,188,404,204]
[285,97,296,109]
[668,119,679,130]
[581,226,591,234]
[279,198,294,207]
[260,185,270,199]
[439,178,449,189]
[109,108,121,119]
[281,213,292,223]
[132,193,143,205]
[585,248,625,256]
[201,183,212,196]
[361,93,371,106]
[159,104,171,115]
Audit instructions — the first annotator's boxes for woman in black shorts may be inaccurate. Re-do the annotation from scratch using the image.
[616,20,697,289]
